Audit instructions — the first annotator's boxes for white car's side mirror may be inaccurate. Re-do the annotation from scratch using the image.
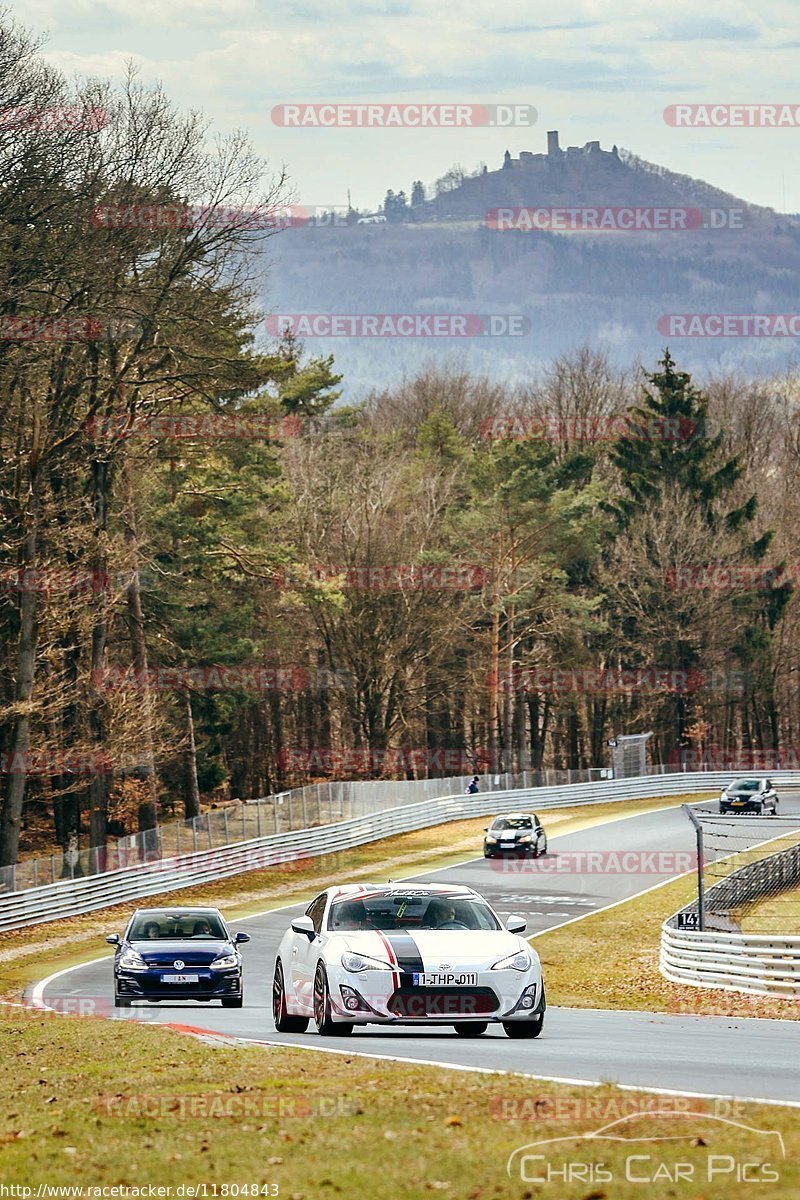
[506,915,527,934]
[291,916,316,938]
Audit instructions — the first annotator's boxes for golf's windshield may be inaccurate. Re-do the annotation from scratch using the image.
[129,912,227,940]
[492,816,533,830]
[731,779,760,792]
[328,891,500,932]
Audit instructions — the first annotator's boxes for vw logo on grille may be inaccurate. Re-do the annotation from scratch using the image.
[173,960,185,970]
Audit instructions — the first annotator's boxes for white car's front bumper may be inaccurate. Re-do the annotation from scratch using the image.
[327,966,545,1025]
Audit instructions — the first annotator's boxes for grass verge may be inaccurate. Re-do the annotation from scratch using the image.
[0,1008,796,1197]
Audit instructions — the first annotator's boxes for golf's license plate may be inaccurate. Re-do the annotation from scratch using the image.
[500,841,515,849]
[412,972,478,986]
[161,973,199,984]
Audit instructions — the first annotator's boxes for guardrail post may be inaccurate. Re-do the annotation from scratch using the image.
[256,800,262,838]
[223,808,230,843]
[242,804,247,840]
[206,812,212,848]
[288,790,294,829]
[175,820,181,856]
[50,855,56,884]
[683,804,705,931]
[273,798,279,834]
[316,784,322,826]
[192,819,198,851]
[32,858,38,887]
[302,789,308,828]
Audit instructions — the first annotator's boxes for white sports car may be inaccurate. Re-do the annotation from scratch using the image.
[272,882,545,1038]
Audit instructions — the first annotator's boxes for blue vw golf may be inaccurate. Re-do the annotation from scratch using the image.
[107,907,250,1008]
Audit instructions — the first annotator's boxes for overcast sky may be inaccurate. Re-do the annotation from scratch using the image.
[16,0,800,212]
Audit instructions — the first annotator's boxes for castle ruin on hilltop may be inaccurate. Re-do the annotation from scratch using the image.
[502,130,621,171]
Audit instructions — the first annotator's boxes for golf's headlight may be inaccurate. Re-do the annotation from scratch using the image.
[485,835,497,844]
[519,834,532,843]
[492,950,531,972]
[119,949,148,971]
[341,952,392,972]
[211,952,238,969]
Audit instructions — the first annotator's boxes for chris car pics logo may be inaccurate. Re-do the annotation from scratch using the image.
[506,1112,784,1186]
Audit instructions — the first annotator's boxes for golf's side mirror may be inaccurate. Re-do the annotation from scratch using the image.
[106,934,120,945]
[234,932,251,944]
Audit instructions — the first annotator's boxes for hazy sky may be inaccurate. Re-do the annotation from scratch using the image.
[16,0,800,212]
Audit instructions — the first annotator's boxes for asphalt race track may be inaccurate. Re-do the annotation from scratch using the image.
[33,796,800,1106]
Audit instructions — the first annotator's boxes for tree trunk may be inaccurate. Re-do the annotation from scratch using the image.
[0,466,40,870]
[182,687,201,819]
[123,456,159,834]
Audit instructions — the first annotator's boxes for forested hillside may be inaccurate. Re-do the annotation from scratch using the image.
[1,25,799,870]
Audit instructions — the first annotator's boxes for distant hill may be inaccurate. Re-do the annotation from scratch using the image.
[263,132,800,396]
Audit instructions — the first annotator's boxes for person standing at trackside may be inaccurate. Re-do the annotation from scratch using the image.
[465,776,480,794]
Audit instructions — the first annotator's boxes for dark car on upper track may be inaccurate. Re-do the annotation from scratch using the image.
[107,907,250,1008]
[483,812,547,858]
[719,777,779,816]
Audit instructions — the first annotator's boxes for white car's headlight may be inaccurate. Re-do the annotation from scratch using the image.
[119,949,148,971]
[341,951,392,972]
[519,834,532,843]
[210,952,238,970]
[491,950,531,972]
[485,835,497,844]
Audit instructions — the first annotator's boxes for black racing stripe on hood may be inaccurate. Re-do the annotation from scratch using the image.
[383,932,425,976]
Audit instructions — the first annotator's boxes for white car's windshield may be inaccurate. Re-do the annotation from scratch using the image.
[730,779,761,792]
[328,891,501,932]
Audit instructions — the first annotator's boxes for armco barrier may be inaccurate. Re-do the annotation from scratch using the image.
[2,769,797,933]
[661,820,800,999]
[660,926,800,998]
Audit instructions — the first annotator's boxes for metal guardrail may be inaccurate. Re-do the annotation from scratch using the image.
[660,927,800,998]
[661,817,800,998]
[0,766,760,933]
[3,767,619,894]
